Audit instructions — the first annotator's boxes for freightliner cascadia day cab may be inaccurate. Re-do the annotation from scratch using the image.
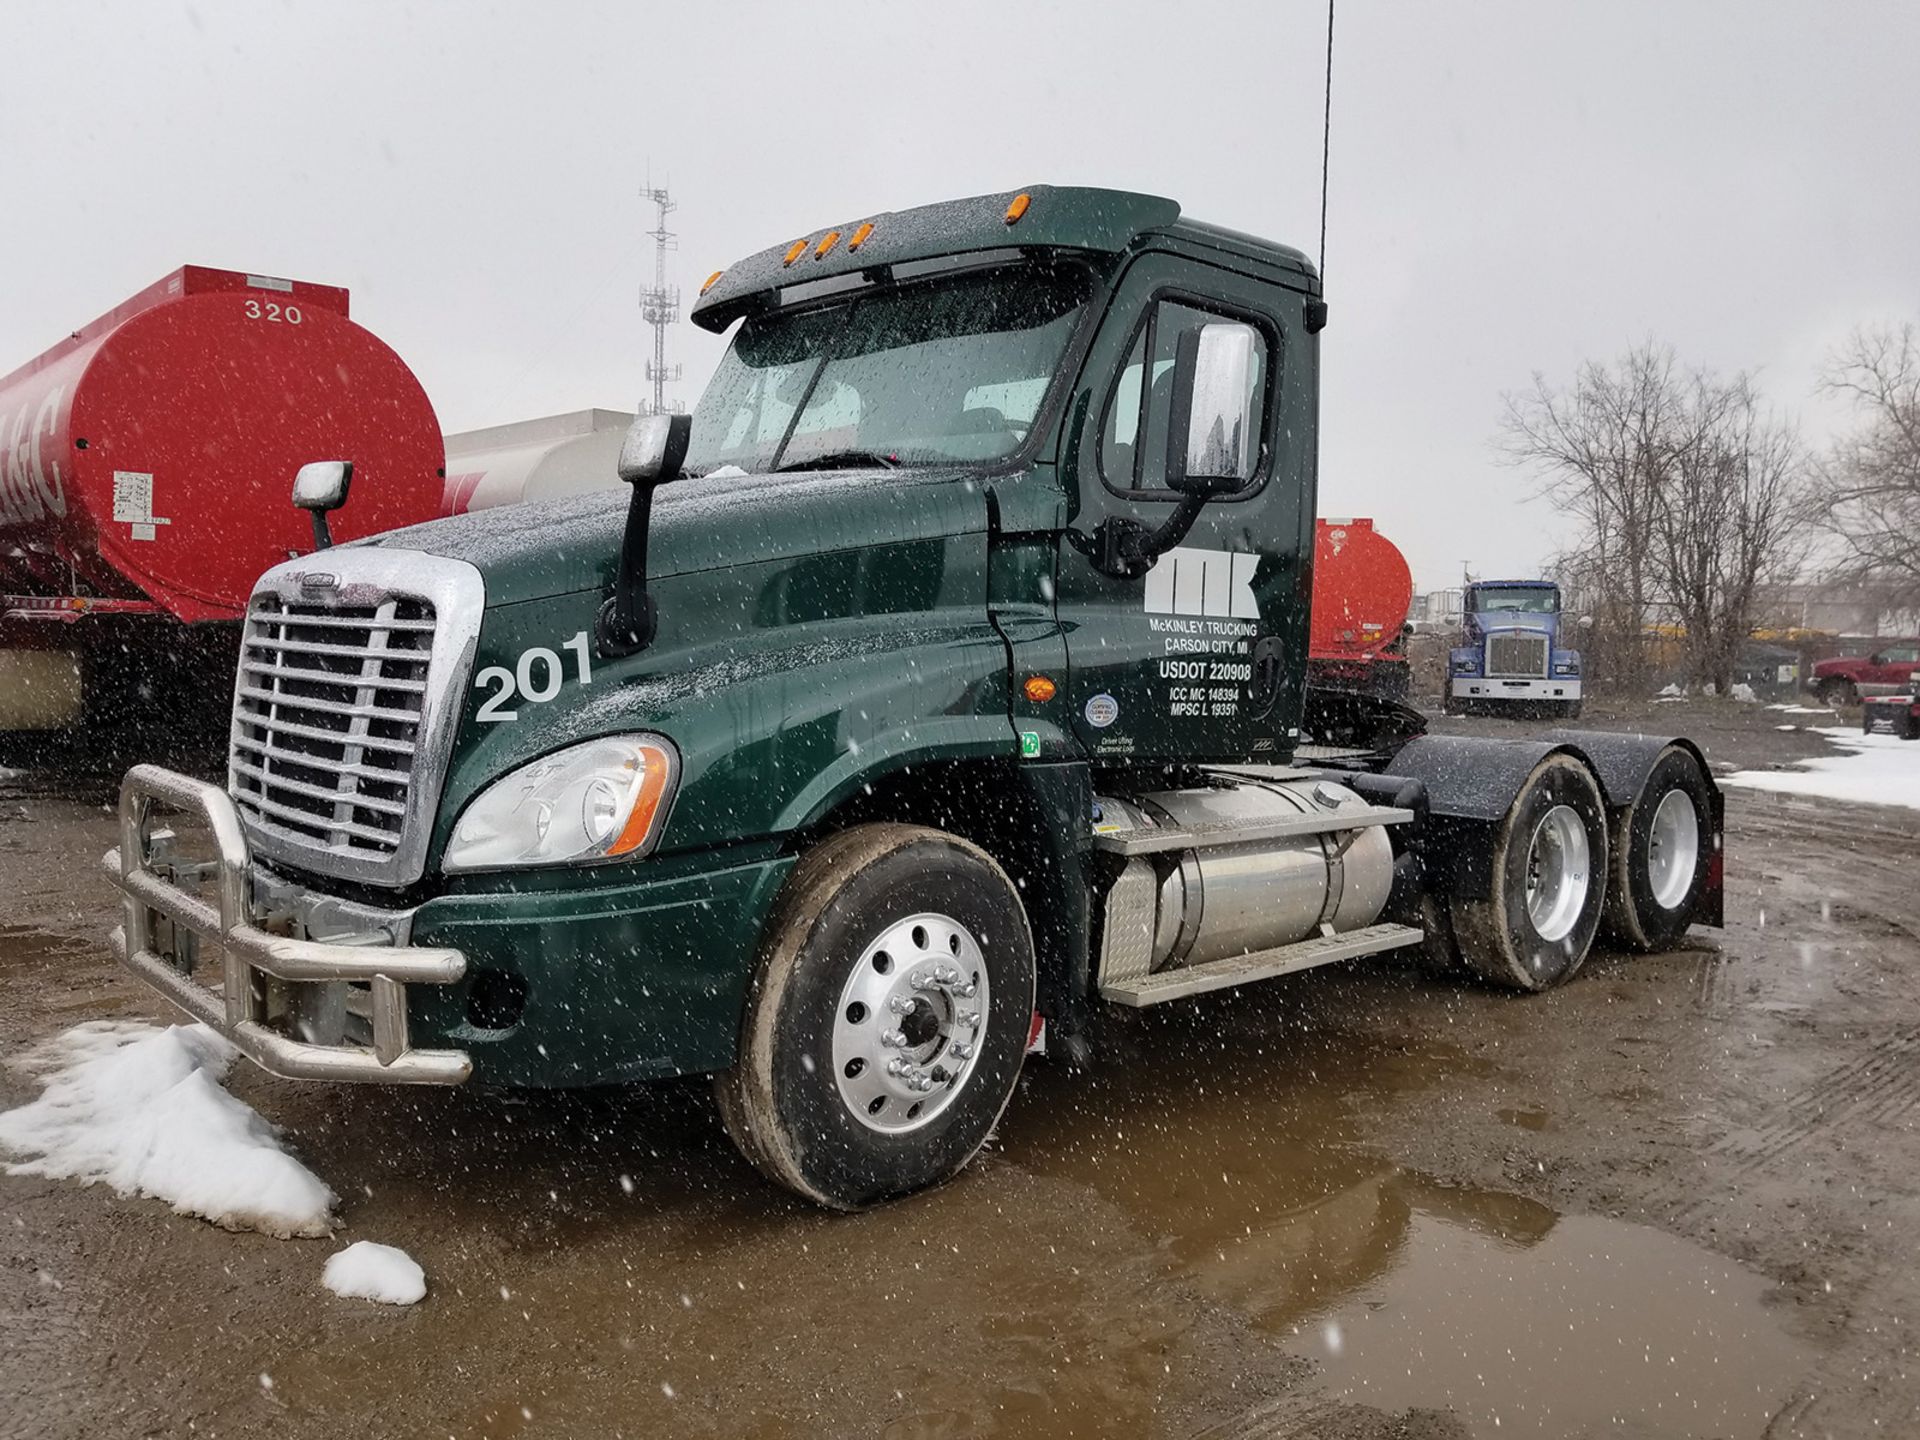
[105,188,1722,1209]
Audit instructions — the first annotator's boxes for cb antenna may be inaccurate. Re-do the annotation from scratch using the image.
[1318,0,1335,283]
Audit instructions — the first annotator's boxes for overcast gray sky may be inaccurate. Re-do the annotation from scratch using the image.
[3,1,1915,589]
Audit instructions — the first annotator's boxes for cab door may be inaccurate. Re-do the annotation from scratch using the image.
[1051,251,1314,764]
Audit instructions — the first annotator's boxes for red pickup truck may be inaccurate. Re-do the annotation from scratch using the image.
[1811,641,1920,706]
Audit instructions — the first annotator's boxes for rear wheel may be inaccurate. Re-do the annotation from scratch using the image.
[1602,745,1712,952]
[716,823,1035,1210]
[1453,754,1610,991]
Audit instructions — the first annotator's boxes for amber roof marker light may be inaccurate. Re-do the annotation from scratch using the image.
[848,221,875,251]
[699,269,724,295]
[1004,192,1031,225]
[782,240,809,266]
[814,230,842,259]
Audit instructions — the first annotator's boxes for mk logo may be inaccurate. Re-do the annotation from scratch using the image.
[1142,547,1260,619]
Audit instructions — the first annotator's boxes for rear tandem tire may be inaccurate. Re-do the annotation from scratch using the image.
[1453,754,1611,992]
[1601,745,1712,952]
[715,823,1035,1211]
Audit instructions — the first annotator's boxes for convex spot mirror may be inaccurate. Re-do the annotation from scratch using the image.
[292,459,352,512]
[618,413,692,486]
[1165,321,1260,498]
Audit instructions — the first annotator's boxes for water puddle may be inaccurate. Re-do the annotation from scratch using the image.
[1281,1203,1805,1437]
[179,982,1812,1438]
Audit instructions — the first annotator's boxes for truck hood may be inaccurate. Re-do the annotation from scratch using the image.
[353,465,989,607]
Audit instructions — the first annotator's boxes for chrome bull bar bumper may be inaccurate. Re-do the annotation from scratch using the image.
[103,764,471,1085]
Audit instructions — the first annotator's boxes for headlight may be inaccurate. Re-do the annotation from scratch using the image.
[443,735,679,874]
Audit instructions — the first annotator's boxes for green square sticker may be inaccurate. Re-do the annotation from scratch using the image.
[1019,730,1042,758]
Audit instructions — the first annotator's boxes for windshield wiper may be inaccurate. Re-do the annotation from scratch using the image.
[773,449,899,473]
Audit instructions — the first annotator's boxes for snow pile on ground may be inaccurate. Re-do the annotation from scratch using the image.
[1730,682,1758,702]
[0,1021,336,1237]
[1769,703,1829,715]
[322,1241,426,1305]
[1658,683,1685,698]
[1723,727,1920,812]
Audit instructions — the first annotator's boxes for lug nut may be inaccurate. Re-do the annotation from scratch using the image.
[880,1030,907,1049]
[958,1010,980,1029]
[950,1042,973,1060]
[886,1057,911,1077]
[889,996,911,1015]
[955,982,977,999]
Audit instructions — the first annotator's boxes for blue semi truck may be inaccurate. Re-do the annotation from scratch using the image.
[1445,580,1584,719]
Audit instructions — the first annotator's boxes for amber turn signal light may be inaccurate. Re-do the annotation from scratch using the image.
[700,269,724,295]
[1004,192,1031,225]
[1022,676,1057,703]
[605,739,678,858]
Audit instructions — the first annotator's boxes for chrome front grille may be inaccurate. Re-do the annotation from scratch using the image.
[1486,632,1549,678]
[226,550,484,888]
[231,597,434,859]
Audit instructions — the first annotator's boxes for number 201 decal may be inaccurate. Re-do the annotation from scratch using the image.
[474,632,592,722]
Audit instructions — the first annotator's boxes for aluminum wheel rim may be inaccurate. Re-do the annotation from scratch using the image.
[1525,804,1590,943]
[831,911,990,1135]
[1646,788,1700,911]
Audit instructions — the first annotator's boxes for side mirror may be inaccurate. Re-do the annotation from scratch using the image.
[599,412,694,661]
[1165,321,1259,496]
[617,413,692,486]
[291,460,352,550]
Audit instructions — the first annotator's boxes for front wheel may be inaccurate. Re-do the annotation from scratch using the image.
[1453,754,1611,991]
[1820,678,1859,709]
[716,823,1035,1210]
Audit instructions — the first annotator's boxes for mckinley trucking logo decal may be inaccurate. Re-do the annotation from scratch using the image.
[1142,547,1260,721]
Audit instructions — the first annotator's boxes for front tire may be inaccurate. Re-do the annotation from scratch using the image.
[716,823,1035,1210]
[1453,754,1610,992]
[1820,678,1859,709]
[1602,745,1712,952]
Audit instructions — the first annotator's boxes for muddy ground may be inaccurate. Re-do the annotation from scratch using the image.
[2,697,1917,1439]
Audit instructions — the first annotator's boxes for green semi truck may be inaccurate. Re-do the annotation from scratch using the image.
[106,187,1722,1209]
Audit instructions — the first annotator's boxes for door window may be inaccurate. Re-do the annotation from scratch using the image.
[1100,299,1270,494]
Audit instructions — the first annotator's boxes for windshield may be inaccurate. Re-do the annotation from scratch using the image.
[1471,586,1558,614]
[683,263,1093,474]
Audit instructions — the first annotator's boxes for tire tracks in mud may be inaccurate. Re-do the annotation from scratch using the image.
[1668,1024,1920,1221]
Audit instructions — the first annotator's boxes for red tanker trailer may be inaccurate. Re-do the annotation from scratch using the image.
[1308,516,1414,701]
[0,265,445,738]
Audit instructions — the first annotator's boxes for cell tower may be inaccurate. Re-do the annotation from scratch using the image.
[638,185,684,416]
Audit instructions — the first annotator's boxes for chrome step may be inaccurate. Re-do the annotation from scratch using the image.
[1090,802,1412,857]
[1098,922,1424,1007]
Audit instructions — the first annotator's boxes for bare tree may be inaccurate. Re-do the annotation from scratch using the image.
[1650,374,1810,691]
[1816,323,1920,605]
[1503,344,1810,695]
[1500,343,1684,693]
